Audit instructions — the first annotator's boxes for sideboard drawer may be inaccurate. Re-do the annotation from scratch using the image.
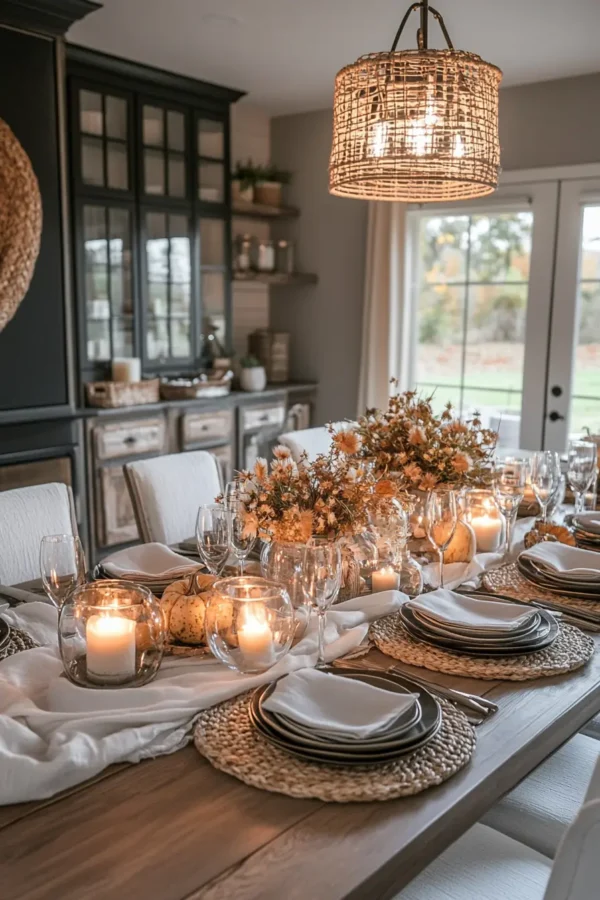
[182,409,234,448]
[94,418,166,461]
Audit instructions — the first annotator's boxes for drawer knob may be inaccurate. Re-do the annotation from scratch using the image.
[124,436,137,445]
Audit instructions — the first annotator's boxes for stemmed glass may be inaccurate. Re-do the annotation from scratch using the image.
[567,440,597,514]
[195,505,230,576]
[530,451,561,523]
[40,534,86,607]
[301,539,342,667]
[493,459,528,561]
[425,491,458,589]
[228,499,256,575]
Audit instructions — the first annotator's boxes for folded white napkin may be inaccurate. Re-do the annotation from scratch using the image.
[0,589,404,804]
[573,513,600,536]
[408,589,536,632]
[522,542,600,582]
[263,668,418,738]
[102,543,197,581]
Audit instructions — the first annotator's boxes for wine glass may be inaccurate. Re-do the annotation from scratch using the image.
[222,481,239,510]
[40,534,86,607]
[195,505,230,576]
[425,491,458,589]
[530,451,561,523]
[301,540,342,667]
[228,499,256,575]
[567,440,597,514]
[493,459,528,560]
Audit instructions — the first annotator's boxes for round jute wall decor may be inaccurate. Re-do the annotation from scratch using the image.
[0,117,42,332]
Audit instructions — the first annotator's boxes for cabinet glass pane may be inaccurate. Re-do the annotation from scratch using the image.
[168,154,186,198]
[202,271,226,341]
[169,215,191,315]
[112,316,134,357]
[84,206,109,360]
[171,318,191,358]
[144,149,165,195]
[108,208,131,316]
[105,96,127,140]
[82,136,104,186]
[200,218,225,266]
[143,106,164,146]
[107,141,128,190]
[199,161,224,202]
[80,90,103,135]
[167,110,185,151]
[146,212,168,320]
[147,319,170,360]
[198,118,224,158]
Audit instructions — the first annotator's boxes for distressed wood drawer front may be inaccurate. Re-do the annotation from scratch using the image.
[241,403,286,432]
[182,409,234,447]
[95,418,165,461]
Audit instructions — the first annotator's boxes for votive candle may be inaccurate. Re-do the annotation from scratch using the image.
[372,566,400,592]
[86,614,136,681]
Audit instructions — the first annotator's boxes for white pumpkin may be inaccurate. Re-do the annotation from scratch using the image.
[161,573,217,645]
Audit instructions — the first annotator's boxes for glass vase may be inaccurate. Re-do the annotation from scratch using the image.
[260,540,307,608]
[58,580,165,688]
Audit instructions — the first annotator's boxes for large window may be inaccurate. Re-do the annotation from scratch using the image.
[412,210,533,443]
[572,205,600,434]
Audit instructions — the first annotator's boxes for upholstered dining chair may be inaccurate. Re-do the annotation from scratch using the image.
[0,482,79,585]
[278,422,356,462]
[396,755,600,899]
[123,450,223,546]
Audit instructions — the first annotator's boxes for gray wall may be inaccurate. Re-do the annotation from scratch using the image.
[271,72,600,424]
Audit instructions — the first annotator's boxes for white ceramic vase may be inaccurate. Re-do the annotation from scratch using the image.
[240,366,267,392]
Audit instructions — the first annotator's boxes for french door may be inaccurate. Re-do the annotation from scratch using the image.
[405,166,600,452]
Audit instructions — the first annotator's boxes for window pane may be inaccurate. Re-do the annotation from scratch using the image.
[167,110,185,151]
[464,284,527,393]
[168,154,186,198]
[572,206,600,436]
[198,118,224,158]
[107,141,128,190]
[143,105,164,146]
[468,213,533,283]
[80,90,103,135]
[415,284,464,390]
[419,216,468,285]
[199,162,224,202]
[105,96,127,140]
[200,218,225,266]
[144,149,165,195]
[81,136,104,186]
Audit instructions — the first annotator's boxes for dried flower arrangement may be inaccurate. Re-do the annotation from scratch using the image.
[232,431,400,543]
[355,386,497,491]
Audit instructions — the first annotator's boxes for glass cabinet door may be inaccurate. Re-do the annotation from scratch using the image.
[79,89,129,190]
[145,211,192,362]
[142,104,187,199]
[198,117,225,203]
[199,216,228,345]
[83,204,134,362]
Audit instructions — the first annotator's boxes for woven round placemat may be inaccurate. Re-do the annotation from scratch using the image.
[194,692,475,803]
[0,626,38,662]
[370,613,594,681]
[484,562,600,616]
[0,118,42,333]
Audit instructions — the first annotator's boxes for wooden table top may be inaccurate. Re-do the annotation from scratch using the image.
[1,630,600,900]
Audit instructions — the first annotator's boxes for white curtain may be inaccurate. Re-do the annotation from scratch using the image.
[357,201,409,414]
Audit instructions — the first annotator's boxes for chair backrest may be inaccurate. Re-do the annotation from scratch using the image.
[278,422,355,463]
[0,483,78,585]
[544,753,600,900]
[124,450,223,545]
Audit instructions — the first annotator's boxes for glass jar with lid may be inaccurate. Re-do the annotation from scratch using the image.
[255,239,275,272]
[234,234,253,273]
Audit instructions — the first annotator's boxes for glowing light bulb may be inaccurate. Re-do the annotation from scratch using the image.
[453,133,465,158]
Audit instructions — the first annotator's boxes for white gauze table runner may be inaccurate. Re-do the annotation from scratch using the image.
[0,592,402,805]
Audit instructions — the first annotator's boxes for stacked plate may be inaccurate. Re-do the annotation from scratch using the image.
[93,564,179,595]
[570,513,600,552]
[518,544,600,601]
[399,593,559,657]
[249,668,442,766]
[0,618,10,652]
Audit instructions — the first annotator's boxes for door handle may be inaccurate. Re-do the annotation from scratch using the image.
[548,411,565,422]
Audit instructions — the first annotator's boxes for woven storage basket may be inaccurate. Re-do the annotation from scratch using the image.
[0,118,42,331]
[85,379,160,409]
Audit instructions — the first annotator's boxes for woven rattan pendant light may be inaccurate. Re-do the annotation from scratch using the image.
[329,0,502,202]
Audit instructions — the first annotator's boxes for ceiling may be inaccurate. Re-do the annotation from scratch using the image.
[68,0,600,115]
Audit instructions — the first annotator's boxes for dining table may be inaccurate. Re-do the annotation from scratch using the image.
[2,575,600,900]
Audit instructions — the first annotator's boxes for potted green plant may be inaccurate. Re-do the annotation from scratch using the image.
[239,355,267,392]
[254,164,292,208]
[231,160,256,204]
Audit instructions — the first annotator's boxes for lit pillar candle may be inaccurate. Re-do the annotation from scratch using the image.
[238,605,275,668]
[86,615,136,681]
[372,566,400,592]
[470,514,503,553]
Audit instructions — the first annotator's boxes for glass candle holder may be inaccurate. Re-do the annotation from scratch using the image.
[463,489,504,553]
[58,580,165,688]
[205,576,295,674]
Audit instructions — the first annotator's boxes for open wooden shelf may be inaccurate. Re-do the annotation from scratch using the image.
[232,200,300,220]
[232,271,318,287]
